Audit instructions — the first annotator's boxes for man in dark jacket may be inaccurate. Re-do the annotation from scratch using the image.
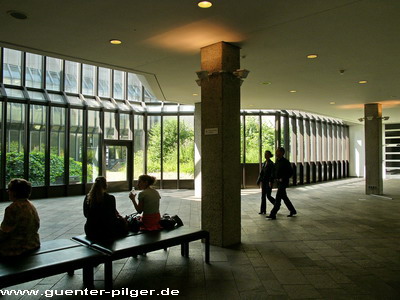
[266,147,297,219]
[256,150,275,214]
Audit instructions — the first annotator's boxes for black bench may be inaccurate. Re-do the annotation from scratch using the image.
[0,239,105,289]
[73,227,210,289]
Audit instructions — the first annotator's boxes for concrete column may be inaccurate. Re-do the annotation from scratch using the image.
[194,102,202,198]
[200,42,241,247]
[364,103,383,194]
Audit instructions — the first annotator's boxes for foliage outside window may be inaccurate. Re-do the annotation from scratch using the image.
[134,115,145,179]
[29,105,46,186]
[50,107,66,185]
[147,116,161,178]
[261,116,276,161]
[179,116,195,179]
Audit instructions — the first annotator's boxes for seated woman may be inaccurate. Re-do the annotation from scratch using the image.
[83,176,127,240]
[0,179,40,256]
[129,175,162,231]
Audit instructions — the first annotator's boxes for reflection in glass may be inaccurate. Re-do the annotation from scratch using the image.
[134,115,145,179]
[29,105,47,186]
[65,61,80,93]
[87,110,101,183]
[119,113,131,140]
[127,73,142,101]
[82,64,96,96]
[106,145,127,182]
[104,112,117,139]
[179,116,195,179]
[46,57,62,91]
[69,109,83,184]
[147,116,161,178]
[6,103,25,184]
[245,115,260,163]
[261,115,275,160]
[163,116,178,179]
[98,67,111,98]
[113,70,125,99]
[3,48,22,86]
[50,107,65,185]
[26,53,43,88]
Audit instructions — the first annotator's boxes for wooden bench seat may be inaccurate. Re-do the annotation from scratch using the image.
[72,227,210,289]
[0,239,105,289]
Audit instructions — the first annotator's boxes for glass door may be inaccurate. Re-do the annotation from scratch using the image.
[104,141,132,191]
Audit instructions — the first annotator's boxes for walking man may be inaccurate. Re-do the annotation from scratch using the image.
[256,150,275,214]
[266,147,297,219]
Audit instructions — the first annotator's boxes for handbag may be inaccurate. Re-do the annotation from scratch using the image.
[125,213,142,232]
[159,213,184,229]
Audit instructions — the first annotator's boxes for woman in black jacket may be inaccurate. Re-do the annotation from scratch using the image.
[83,176,127,240]
[256,150,275,214]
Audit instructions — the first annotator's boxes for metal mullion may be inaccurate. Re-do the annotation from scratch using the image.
[64,106,71,190]
[22,52,27,87]
[291,116,297,163]
[1,100,7,190]
[177,114,180,189]
[99,109,105,177]
[143,112,148,174]
[275,111,281,149]
[258,113,262,166]
[24,101,30,181]
[242,113,246,187]
[82,107,88,188]
[160,114,164,188]
[0,48,4,83]
[44,103,51,190]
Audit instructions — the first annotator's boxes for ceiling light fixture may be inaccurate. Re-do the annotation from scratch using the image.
[289,90,297,93]
[261,82,271,85]
[358,80,367,84]
[307,54,318,59]
[330,101,336,105]
[109,39,122,45]
[7,10,27,20]
[198,1,212,8]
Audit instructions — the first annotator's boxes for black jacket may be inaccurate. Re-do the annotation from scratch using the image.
[256,159,275,185]
[274,157,293,186]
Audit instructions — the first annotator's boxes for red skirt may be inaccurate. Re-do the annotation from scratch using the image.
[140,212,162,231]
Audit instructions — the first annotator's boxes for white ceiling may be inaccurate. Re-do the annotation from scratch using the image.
[1,0,400,124]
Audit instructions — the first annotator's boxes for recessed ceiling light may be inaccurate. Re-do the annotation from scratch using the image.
[358,80,368,84]
[7,10,27,20]
[192,93,198,96]
[109,39,122,45]
[330,101,336,105]
[261,82,271,85]
[289,90,297,93]
[307,54,318,59]
[198,1,212,8]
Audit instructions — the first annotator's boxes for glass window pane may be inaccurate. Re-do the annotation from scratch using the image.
[29,105,46,186]
[46,57,62,91]
[50,107,65,185]
[134,115,145,179]
[84,96,101,108]
[6,103,25,184]
[261,115,275,160]
[67,95,84,107]
[119,113,131,140]
[106,145,127,182]
[87,110,101,183]
[26,53,43,88]
[179,116,194,179]
[65,61,80,93]
[98,67,111,98]
[113,70,125,100]
[147,116,161,179]
[3,48,22,86]
[127,73,142,101]
[82,64,96,96]
[104,112,117,139]
[245,116,260,163]
[69,109,83,184]
[240,115,244,163]
[163,116,178,179]
[27,91,46,102]
[48,93,66,104]
[5,88,25,99]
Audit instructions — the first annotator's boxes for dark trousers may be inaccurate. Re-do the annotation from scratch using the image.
[260,182,275,213]
[269,184,296,217]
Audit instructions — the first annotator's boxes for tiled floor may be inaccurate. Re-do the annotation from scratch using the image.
[1,178,400,299]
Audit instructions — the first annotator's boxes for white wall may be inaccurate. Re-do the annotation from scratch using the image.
[349,124,365,177]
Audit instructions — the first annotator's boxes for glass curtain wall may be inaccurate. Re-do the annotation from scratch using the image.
[50,107,66,185]
[261,115,275,159]
[69,109,83,184]
[65,61,80,93]
[162,116,178,179]
[104,112,117,139]
[87,110,101,183]
[98,67,111,98]
[244,115,260,163]
[3,48,22,86]
[6,102,25,183]
[179,116,194,179]
[133,114,145,179]
[147,115,161,178]
[82,64,96,95]
[46,57,62,91]
[26,53,43,88]
[29,104,47,186]
[119,113,131,140]
[113,70,125,100]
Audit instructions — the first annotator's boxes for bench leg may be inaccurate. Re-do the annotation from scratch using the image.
[67,269,74,276]
[185,242,189,258]
[205,234,210,264]
[104,261,113,290]
[83,266,94,287]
